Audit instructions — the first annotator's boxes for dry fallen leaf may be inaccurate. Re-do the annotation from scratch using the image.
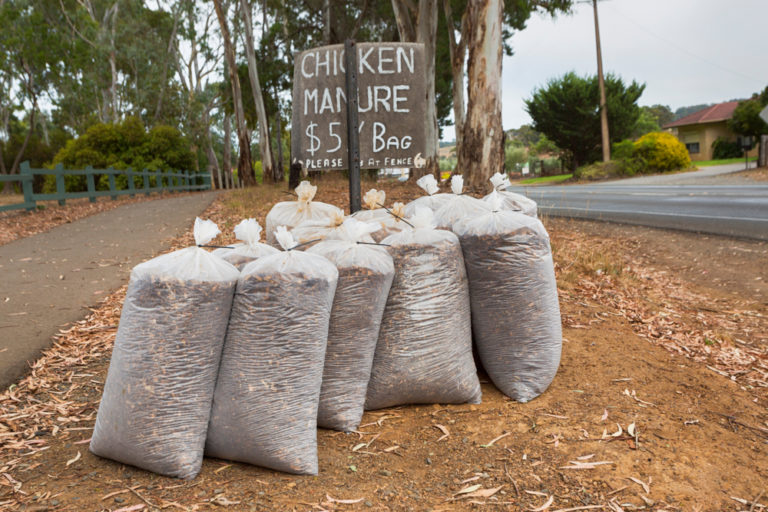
[465,485,503,498]
[325,495,365,504]
[434,424,449,442]
[482,432,510,447]
[528,494,554,511]
[65,450,81,466]
[628,476,650,494]
[454,484,482,496]
[601,409,609,422]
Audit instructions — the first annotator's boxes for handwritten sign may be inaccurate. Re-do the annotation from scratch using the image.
[291,42,426,170]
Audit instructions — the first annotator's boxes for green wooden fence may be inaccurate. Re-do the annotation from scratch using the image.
[0,162,212,213]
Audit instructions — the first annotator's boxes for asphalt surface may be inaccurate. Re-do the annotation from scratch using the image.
[510,164,768,240]
[0,192,219,389]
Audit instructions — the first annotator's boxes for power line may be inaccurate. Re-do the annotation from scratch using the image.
[604,2,765,86]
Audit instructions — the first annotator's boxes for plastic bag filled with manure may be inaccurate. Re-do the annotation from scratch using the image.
[290,209,358,248]
[453,191,561,403]
[205,227,338,475]
[483,172,538,218]
[213,219,279,269]
[365,208,482,410]
[358,201,413,242]
[307,219,395,431]
[265,180,343,246]
[350,188,389,225]
[403,174,453,216]
[432,175,490,230]
[90,218,239,480]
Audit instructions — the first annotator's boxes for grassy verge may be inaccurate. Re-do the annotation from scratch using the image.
[696,156,757,167]
[518,173,572,185]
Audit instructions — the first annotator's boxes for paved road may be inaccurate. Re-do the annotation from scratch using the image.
[510,164,768,240]
[0,192,218,389]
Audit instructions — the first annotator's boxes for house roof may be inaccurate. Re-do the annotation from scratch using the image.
[663,101,739,129]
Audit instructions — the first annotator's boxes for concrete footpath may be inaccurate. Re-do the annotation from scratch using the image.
[0,192,219,389]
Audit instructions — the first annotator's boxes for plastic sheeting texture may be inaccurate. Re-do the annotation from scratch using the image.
[90,274,237,479]
[205,251,338,475]
[213,243,279,270]
[365,229,482,410]
[308,240,395,431]
[453,211,562,403]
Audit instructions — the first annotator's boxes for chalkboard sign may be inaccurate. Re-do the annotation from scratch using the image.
[291,42,426,170]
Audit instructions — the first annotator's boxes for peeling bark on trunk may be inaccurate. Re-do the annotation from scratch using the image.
[415,0,439,179]
[213,0,255,186]
[239,0,274,183]
[443,0,465,153]
[460,0,503,193]
[392,0,439,180]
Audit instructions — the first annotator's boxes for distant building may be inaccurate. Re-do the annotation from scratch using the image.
[663,101,756,161]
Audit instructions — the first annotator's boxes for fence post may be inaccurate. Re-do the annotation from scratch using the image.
[143,168,150,195]
[127,167,135,197]
[107,167,117,200]
[202,172,211,190]
[20,161,35,211]
[184,170,190,191]
[54,163,66,206]
[86,165,96,202]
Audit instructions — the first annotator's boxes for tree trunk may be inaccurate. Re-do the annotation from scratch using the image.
[2,107,36,195]
[274,109,284,181]
[239,0,274,183]
[213,0,255,186]
[223,114,233,189]
[391,0,416,42]
[109,2,119,123]
[443,0,465,154]
[323,0,332,44]
[392,0,438,180]
[415,0,439,179]
[460,0,503,193]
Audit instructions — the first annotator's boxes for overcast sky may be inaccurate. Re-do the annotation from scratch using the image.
[443,0,768,140]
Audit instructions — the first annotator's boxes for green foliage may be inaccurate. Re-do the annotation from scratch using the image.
[525,71,645,170]
[633,132,691,172]
[505,144,527,172]
[728,95,768,140]
[573,161,625,180]
[711,137,742,159]
[576,133,690,180]
[532,134,558,156]
[632,107,660,138]
[48,117,195,192]
[611,140,635,161]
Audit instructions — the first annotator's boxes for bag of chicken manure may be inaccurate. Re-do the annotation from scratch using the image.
[90,218,239,479]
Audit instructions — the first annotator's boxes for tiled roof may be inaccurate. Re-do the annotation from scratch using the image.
[663,101,740,128]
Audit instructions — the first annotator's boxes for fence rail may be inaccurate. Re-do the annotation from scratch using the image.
[0,162,211,213]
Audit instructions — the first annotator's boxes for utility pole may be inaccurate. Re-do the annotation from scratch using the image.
[592,0,610,162]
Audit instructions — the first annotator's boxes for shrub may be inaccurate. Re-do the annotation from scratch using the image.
[711,137,742,159]
[611,139,635,161]
[633,131,690,172]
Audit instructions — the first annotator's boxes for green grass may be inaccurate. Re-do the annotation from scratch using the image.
[518,173,573,184]
[696,156,757,167]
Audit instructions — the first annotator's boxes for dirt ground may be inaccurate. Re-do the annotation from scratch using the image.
[1,174,766,512]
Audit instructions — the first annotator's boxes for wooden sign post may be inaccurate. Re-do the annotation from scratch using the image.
[344,39,362,212]
[292,42,427,213]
